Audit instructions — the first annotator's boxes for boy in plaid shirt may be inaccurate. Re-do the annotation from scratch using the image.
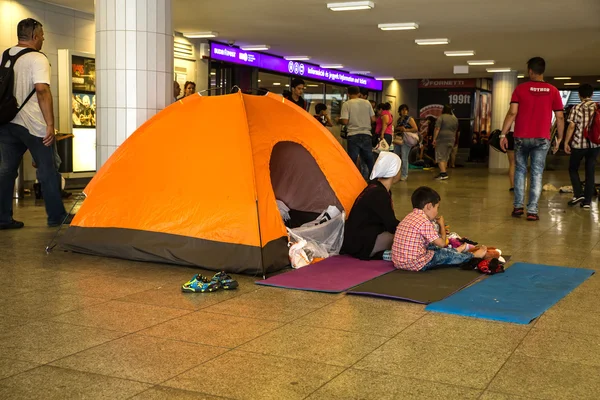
[388,186,486,271]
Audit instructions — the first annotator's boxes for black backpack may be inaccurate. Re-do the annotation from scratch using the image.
[0,48,38,125]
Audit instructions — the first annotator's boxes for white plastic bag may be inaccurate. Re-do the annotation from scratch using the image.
[289,211,345,258]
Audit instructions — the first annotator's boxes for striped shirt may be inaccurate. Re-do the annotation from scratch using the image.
[568,100,598,149]
[391,209,439,271]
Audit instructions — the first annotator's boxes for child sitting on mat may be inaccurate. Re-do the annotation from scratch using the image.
[385,186,487,271]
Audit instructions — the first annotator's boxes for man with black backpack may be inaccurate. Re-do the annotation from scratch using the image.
[0,18,72,229]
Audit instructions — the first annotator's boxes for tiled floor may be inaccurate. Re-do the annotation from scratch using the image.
[1,168,599,399]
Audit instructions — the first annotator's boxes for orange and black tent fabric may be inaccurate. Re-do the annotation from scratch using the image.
[60,92,366,275]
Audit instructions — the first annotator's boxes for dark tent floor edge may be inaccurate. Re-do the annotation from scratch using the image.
[60,226,290,275]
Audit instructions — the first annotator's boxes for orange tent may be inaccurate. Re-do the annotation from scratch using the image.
[60,92,366,275]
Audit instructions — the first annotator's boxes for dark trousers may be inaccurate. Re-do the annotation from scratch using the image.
[0,123,67,225]
[569,147,600,205]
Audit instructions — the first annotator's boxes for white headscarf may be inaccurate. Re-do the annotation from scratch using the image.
[370,151,402,180]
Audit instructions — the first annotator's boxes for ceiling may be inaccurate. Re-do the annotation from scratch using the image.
[48,0,600,81]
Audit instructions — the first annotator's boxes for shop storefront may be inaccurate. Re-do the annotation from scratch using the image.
[207,42,382,119]
[417,78,492,148]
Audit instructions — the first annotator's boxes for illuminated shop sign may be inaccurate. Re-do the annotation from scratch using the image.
[211,42,382,91]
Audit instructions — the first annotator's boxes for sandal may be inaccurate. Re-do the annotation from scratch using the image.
[526,213,539,221]
[211,271,239,290]
[511,208,524,218]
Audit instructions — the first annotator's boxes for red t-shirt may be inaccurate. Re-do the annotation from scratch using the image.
[510,81,564,139]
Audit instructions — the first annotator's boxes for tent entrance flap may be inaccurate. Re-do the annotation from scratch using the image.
[269,141,342,214]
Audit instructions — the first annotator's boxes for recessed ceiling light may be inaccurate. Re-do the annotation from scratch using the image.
[554,77,572,80]
[486,68,512,73]
[240,45,270,51]
[415,38,450,45]
[327,1,374,11]
[517,74,525,79]
[564,82,580,86]
[257,79,261,82]
[285,84,290,87]
[445,50,475,57]
[284,56,311,61]
[378,23,419,31]
[468,60,495,66]
[321,64,344,69]
[273,83,281,86]
[183,31,218,38]
[375,77,395,81]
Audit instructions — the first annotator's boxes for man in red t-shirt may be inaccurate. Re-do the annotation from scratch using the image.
[500,57,565,221]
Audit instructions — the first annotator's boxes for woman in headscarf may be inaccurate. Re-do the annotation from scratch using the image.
[341,152,402,260]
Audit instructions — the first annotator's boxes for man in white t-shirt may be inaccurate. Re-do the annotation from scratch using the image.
[340,86,377,180]
[0,18,71,229]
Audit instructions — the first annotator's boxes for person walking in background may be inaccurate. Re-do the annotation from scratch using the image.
[340,86,377,181]
[564,84,598,209]
[314,103,333,127]
[432,105,459,180]
[183,81,196,97]
[394,104,419,181]
[285,78,306,110]
[0,18,72,229]
[500,57,565,221]
[375,102,393,146]
[173,81,181,102]
[506,122,516,191]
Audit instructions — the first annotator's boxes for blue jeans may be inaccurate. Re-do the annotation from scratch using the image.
[514,138,550,214]
[347,134,374,181]
[423,245,473,270]
[393,143,411,179]
[0,123,67,225]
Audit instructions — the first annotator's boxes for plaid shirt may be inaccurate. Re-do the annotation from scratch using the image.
[392,209,440,271]
[568,100,598,149]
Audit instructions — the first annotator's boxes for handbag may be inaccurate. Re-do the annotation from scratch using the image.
[393,134,403,146]
[375,138,390,152]
[403,132,419,147]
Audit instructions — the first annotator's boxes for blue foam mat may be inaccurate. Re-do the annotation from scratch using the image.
[425,263,595,324]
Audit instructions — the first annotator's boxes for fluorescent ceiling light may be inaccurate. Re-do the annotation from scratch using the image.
[564,83,580,86]
[183,31,218,38]
[327,1,374,11]
[285,84,290,87]
[240,45,270,51]
[517,74,525,78]
[375,77,395,81]
[415,38,450,45]
[468,60,495,66]
[350,71,371,75]
[554,77,571,80]
[307,84,319,87]
[445,50,475,57]
[321,64,344,69]
[210,72,216,76]
[378,23,418,31]
[273,82,281,86]
[284,56,311,61]
[486,68,512,73]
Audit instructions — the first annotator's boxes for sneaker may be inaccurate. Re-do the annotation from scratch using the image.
[0,219,24,230]
[182,274,222,293]
[48,213,75,228]
[211,271,239,290]
[511,208,524,217]
[435,174,449,180]
[581,203,591,209]
[526,213,540,221]
[568,196,585,206]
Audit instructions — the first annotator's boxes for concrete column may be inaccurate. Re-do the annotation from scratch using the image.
[489,71,518,171]
[95,0,173,167]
